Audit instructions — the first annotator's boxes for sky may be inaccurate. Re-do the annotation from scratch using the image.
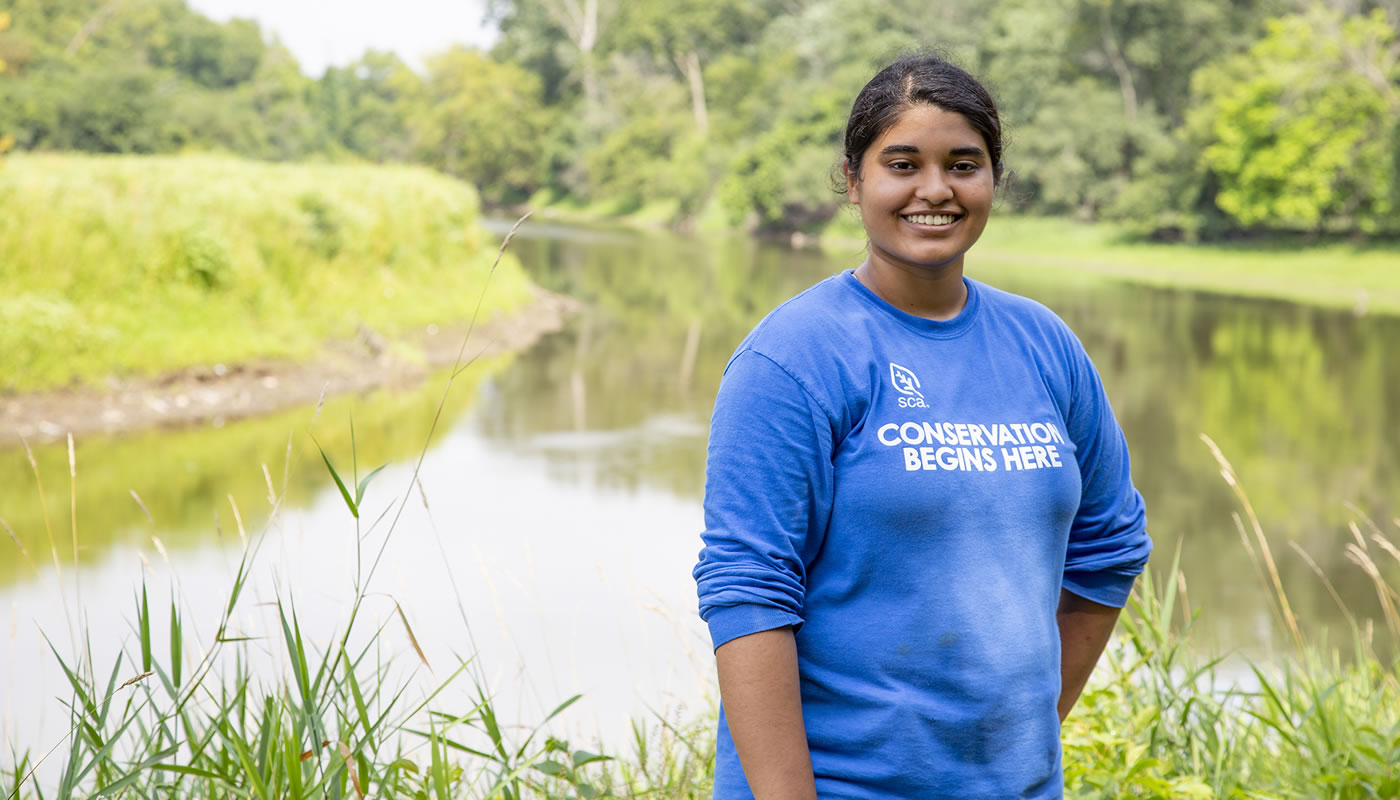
[188,0,501,76]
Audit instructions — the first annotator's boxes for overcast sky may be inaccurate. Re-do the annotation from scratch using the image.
[188,0,500,76]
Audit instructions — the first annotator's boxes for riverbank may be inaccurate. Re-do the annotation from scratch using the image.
[0,154,540,394]
[825,215,1400,315]
[529,203,1400,316]
[969,217,1400,316]
[0,287,577,445]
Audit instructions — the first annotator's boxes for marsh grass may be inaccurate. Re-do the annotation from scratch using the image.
[1061,437,1400,799]
[0,153,535,391]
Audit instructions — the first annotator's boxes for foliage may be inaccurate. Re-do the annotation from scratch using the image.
[0,153,534,391]
[2,0,1399,237]
[412,46,558,205]
[315,51,421,163]
[1189,6,1400,234]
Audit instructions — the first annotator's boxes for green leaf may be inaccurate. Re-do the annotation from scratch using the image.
[355,464,388,506]
[533,760,564,776]
[94,746,179,796]
[571,750,608,766]
[313,437,358,518]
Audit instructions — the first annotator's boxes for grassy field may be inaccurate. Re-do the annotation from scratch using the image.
[0,154,535,392]
[822,212,1400,315]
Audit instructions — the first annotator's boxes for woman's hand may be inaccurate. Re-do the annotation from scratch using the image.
[1056,588,1124,721]
[715,627,819,800]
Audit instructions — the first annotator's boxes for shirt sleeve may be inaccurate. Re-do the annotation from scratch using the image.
[1061,343,1152,608]
[693,348,836,650]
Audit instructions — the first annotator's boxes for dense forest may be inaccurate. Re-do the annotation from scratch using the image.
[1,0,1397,239]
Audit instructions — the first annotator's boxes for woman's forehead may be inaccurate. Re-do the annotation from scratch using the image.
[875,106,986,150]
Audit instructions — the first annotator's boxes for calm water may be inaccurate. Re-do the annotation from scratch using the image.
[3,221,1399,766]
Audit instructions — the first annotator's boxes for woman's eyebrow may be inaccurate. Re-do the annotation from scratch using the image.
[879,144,987,157]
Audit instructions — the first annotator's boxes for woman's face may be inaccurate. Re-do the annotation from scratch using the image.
[847,105,995,279]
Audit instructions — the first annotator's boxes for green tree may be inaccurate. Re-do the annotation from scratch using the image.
[980,0,1282,224]
[148,12,263,88]
[234,42,328,159]
[490,0,618,128]
[1189,6,1400,234]
[316,51,422,163]
[415,46,555,204]
[605,0,779,135]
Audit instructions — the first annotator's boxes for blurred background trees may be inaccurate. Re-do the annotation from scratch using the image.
[0,0,1396,238]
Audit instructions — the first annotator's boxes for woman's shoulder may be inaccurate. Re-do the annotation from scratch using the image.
[974,279,1085,352]
[735,272,865,359]
[723,273,874,423]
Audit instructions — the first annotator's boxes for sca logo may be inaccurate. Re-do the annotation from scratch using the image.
[889,362,927,408]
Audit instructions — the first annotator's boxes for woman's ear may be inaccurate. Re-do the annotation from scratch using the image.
[844,158,861,204]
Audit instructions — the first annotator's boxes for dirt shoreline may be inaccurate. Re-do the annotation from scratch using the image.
[0,288,580,446]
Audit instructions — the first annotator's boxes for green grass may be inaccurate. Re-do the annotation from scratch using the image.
[0,153,536,392]
[1060,437,1400,799]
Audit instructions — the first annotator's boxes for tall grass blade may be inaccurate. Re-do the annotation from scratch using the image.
[312,437,358,519]
[391,599,430,669]
[138,583,151,673]
[169,593,182,689]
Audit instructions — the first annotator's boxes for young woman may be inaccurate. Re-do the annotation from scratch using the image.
[693,54,1152,799]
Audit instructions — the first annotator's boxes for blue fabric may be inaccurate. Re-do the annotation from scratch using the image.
[694,271,1151,799]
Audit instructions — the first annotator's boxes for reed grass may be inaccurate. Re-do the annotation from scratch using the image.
[1061,439,1400,799]
[0,153,535,391]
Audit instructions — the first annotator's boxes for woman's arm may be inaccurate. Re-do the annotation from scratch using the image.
[1055,588,1122,721]
[715,627,818,800]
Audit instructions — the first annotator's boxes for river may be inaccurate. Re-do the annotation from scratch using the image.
[3,219,1398,771]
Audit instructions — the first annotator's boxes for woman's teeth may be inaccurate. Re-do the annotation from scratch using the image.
[903,214,956,226]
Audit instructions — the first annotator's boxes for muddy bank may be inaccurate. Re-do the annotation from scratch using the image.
[0,288,579,445]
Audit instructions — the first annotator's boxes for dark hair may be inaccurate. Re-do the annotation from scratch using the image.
[841,53,1005,187]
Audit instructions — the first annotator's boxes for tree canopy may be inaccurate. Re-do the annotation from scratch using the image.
[1,0,1396,238]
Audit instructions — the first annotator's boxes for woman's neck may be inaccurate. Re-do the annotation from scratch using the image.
[853,259,968,321]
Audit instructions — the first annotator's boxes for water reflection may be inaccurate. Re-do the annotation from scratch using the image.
[3,220,1399,769]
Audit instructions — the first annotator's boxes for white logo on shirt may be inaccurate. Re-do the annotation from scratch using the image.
[890,362,924,399]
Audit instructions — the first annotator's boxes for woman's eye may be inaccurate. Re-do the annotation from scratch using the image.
[889,161,916,171]
[951,162,980,173]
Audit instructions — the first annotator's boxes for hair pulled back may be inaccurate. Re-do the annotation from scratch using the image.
[842,53,1005,187]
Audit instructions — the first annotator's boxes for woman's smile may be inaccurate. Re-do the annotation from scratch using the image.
[900,212,963,229]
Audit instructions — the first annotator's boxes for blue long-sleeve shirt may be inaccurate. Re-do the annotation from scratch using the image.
[694,271,1151,799]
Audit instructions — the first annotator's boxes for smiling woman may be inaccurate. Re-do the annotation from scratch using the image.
[693,53,1152,799]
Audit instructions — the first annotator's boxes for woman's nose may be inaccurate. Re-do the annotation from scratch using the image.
[914,169,954,203]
